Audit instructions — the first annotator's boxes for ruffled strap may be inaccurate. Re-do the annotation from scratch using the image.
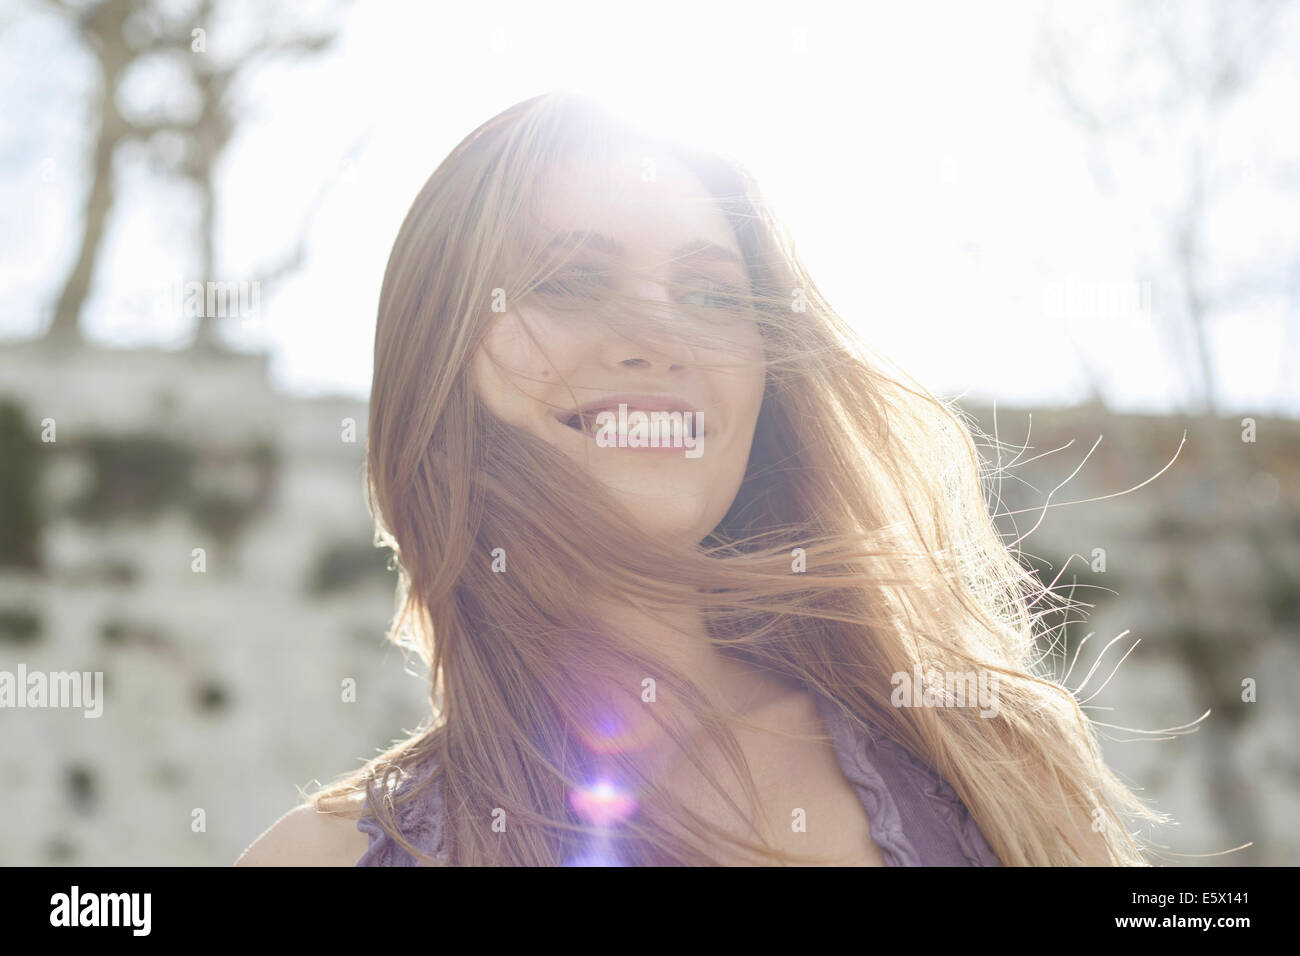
[812,689,1001,867]
[873,734,1002,866]
[355,757,450,867]
[814,692,923,866]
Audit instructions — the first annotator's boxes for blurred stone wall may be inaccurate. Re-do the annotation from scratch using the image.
[963,403,1299,866]
[0,341,428,865]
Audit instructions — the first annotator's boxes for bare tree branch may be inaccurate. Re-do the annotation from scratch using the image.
[38,0,351,348]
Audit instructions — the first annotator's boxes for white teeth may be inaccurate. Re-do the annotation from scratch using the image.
[563,407,706,441]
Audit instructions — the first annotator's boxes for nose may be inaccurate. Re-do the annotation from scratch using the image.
[597,278,696,371]
[602,339,691,372]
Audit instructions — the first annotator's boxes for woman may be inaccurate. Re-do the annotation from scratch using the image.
[239,91,1162,866]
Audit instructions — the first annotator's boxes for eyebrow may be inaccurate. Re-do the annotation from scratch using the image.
[545,230,746,272]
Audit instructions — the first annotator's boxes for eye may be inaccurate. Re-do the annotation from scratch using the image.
[680,278,742,309]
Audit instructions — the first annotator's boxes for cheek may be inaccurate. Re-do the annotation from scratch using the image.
[480,313,538,375]
[721,326,768,422]
[472,312,562,421]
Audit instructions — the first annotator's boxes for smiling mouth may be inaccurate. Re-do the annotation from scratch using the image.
[556,407,707,440]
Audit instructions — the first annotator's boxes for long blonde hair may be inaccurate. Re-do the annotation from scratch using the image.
[313,90,1167,866]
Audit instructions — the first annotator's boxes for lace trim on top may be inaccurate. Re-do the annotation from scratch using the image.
[811,690,1002,867]
[354,756,450,867]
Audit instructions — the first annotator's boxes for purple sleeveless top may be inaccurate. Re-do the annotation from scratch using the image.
[356,688,1002,866]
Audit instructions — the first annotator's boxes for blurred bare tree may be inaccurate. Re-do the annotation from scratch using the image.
[39,0,350,349]
[1035,0,1294,418]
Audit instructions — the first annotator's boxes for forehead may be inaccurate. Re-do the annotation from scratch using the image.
[533,148,740,262]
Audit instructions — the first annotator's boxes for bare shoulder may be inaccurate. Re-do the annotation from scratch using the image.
[236,791,371,867]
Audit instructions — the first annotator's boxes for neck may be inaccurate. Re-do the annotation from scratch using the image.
[583,600,798,727]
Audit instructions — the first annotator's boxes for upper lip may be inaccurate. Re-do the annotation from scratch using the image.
[552,392,703,424]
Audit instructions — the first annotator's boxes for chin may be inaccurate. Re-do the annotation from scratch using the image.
[607,487,719,546]
[634,517,711,547]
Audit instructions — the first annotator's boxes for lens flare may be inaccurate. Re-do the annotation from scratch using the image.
[573,703,664,755]
[563,847,625,867]
[575,709,640,754]
[568,778,639,828]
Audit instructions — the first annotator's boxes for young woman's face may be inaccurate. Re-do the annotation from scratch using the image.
[470,150,767,545]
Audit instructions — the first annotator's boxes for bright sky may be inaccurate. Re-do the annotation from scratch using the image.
[3,0,1297,414]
